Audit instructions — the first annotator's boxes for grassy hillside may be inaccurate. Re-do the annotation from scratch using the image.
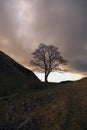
[0,79,87,130]
[0,51,40,96]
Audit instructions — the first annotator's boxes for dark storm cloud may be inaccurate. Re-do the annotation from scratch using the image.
[0,0,32,65]
[73,60,87,74]
[30,0,87,73]
[0,0,87,73]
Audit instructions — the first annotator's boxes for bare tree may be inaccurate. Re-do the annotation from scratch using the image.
[30,43,68,82]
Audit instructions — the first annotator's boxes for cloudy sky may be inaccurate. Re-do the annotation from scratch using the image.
[0,0,87,81]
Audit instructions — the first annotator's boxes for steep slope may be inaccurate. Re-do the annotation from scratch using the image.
[0,51,40,96]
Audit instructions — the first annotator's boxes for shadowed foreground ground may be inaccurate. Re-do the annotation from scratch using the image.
[0,79,87,130]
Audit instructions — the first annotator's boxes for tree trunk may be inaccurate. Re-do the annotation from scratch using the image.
[45,73,49,82]
[45,75,48,82]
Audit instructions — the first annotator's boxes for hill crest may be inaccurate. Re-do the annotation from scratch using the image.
[0,50,40,96]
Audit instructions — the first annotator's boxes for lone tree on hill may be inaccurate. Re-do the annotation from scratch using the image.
[30,43,68,82]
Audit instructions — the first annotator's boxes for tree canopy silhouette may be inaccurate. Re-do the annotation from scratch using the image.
[31,43,68,82]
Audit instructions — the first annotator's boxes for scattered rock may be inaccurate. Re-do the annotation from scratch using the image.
[18,118,40,130]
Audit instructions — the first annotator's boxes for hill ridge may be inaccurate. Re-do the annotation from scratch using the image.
[0,50,40,96]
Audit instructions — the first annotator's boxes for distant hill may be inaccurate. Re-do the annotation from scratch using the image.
[0,51,40,96]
